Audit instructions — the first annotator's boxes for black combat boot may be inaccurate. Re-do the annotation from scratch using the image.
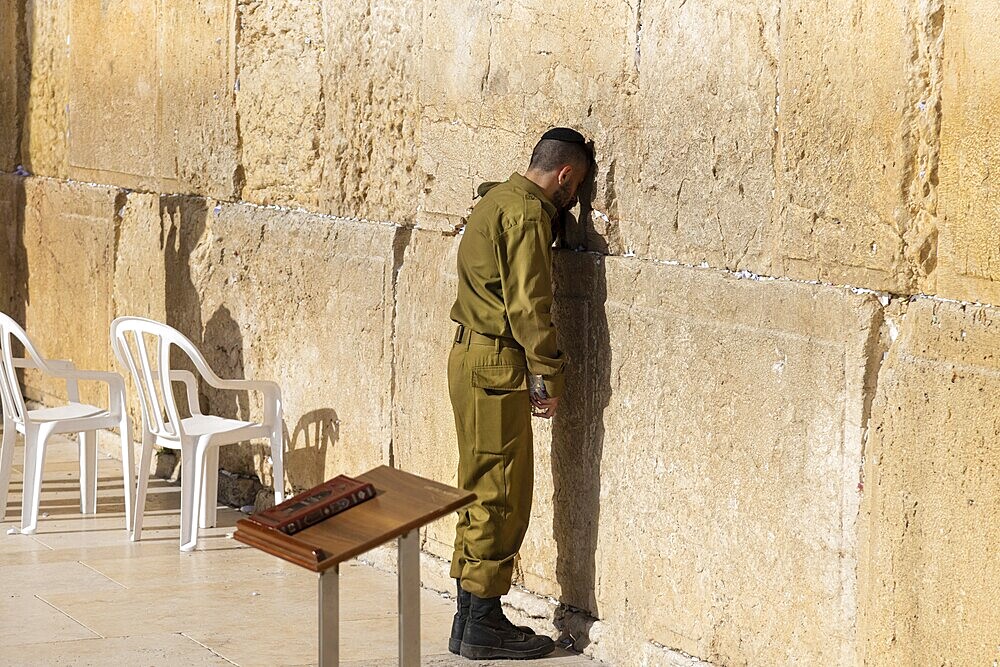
[460,593,555,660]
[449,580,537,655]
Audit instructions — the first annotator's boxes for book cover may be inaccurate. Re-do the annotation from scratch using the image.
[250,475,376,535]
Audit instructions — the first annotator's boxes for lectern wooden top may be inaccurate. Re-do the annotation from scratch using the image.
[234,465,474,572]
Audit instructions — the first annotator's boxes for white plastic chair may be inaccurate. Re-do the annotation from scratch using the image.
[111,316,285,551]
[0,313,134,534]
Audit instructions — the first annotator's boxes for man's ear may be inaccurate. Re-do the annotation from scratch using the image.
[557,164,574,185]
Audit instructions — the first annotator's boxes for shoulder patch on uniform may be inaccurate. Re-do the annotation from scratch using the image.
[495,194,545,236]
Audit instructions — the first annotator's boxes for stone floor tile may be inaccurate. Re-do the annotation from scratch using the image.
[0,595,98,647]
[2,632,234,666]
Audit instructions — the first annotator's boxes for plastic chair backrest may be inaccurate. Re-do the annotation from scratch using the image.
[0,312,51,425]
[111,317,213,442]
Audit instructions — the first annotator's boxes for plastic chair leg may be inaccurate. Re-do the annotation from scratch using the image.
[21,423,55,534]
[132,432,155,542]
[119,416,135,533]
[0,422,16,520]
[270,426,285,505]
[199,446,219,529]
[79,431,98,515]
[179,441,206,552]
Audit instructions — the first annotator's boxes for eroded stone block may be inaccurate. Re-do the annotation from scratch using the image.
[859,299,1000,666]
[319,0,425,222]
[393,234,881,664]
[67,1,237,198]
[0,3,20,171]
[21,178,121,409]
[20,0,70,179]
[935,1,1000,304]
[588,259,880,665]
[160,197,399,489]
[621,0,779,272]
[772,0,941,294]
[237,0,326,209]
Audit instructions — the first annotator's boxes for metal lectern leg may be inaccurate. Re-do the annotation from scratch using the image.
[319,565,340,667]
[397,530,420,667]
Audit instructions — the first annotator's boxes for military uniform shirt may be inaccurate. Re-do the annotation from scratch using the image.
[450,172,566,397]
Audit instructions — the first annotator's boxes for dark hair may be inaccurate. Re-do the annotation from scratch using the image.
[528,138,592,173]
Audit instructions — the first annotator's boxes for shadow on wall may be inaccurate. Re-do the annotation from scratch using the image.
[160,197,255,482]
[158,197,339,497]
[6,1,30,329]
[551,157,613,650]
[284,408,341,492]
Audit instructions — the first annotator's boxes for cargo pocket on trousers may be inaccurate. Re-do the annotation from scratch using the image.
[471,365,527,456]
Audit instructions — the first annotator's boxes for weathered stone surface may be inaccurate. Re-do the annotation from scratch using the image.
[161,197,399,490]
[19,1,69,179]
[320,0,424,222]
[66,1,237,198]
[859,299,1000,666]
[21,177,120,409]
[769,0,940,293]
[616,1,779,271]
[935,1,1000,304]
[584,260,881,666]
[238,0,425,221]
[0,2,21,171]
[236,0,326,209]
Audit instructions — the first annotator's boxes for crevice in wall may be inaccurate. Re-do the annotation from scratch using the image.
[898,0,945,286]
[633,0,643,73]
[386,224,414,468]
[110,189,128,316]
[231,2,246,201]
[647,639,717,666]
[13,0,30,169]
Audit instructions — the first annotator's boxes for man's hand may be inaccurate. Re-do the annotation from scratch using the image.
[531,395,560,419]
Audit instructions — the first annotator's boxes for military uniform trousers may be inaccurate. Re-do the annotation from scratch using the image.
[448,324,534,598]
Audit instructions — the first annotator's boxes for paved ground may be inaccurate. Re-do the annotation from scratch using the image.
[0,433,598,666]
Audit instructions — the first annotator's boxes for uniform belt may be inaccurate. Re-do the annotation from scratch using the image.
[454,324,521,350]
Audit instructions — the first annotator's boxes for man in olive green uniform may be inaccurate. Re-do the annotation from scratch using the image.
[447,128,591,660]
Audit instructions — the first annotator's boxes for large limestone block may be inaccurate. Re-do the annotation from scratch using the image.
[160,197,399,489]
[621,0,779,270]
[935,1,1000,303]
[590,260,881,665]
[21,178,121,409]
[238,0,425,221]
[0,3,20,171]
[773,0,941,293]
[20,1,70,179]
[859,299,1000,666]
[319,0,424,222]
[66,1,237,198]
[236,0,326,209]
[417,0,638,233]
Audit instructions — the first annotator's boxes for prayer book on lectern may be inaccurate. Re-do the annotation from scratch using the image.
[249,475,376,535]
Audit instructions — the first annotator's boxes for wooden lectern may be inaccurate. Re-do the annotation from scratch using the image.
[234,465,475,667]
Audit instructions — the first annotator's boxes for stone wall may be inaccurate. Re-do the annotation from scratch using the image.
[2,1,999,665]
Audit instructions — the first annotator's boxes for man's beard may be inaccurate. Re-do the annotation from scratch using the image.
[553,182,576,210]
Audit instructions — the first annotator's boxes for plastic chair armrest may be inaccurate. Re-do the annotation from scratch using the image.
[10,358,77,371]
[169,370,203,416]
[48,369,126,411]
